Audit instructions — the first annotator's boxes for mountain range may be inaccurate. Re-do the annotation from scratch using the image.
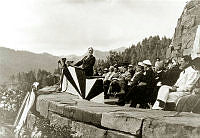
[63,47,126,61]
[0,47,126,84]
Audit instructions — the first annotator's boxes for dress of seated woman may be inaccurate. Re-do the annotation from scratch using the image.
[176,78,200,113]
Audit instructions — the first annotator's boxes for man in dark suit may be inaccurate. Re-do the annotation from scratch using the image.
[74,47,96,77]
[116,62,145,106]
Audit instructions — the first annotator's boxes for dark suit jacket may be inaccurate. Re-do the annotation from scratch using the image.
[74,55,96,76]
[129,71,144,87]
[141,69,156,88]
[161,66,182,86]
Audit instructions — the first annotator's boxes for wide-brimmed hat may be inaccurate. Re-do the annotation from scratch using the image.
[138,62,144,66]
[104,68,108,71]
[143,60,152,66]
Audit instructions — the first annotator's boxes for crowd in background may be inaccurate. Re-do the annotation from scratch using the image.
[93,56,200,111]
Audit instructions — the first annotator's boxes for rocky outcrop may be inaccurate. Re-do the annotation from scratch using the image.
[166,0,200,58]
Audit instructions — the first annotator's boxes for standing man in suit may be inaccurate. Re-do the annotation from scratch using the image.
[74,47,96,77]
[57,58,68,91]
[152,55,200,110]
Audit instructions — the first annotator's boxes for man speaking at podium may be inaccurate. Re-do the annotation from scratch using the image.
[74,47,96,77]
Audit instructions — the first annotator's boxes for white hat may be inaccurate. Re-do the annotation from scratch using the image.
[104,68,108,71]
[128,64,133,67]
[138,62,144,66]
[143,60,152,66]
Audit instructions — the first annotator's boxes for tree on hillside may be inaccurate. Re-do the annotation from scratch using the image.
[100,36,171,67]
[107,51,123,66]
[11,69,58,91]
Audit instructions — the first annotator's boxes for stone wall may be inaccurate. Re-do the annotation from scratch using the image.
[166,0,200,58]
[27,93,200,138]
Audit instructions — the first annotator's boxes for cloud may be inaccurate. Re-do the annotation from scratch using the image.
[0,0,188,56]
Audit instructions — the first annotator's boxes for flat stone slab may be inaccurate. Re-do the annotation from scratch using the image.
[36,93,130,126]
[63,99,131,126]
[101,111,144,135]
[48,112,136,138]
[102,109,200,137]
[36,93,78,118]
[143,111,200,138]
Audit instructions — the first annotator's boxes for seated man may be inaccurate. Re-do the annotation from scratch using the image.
[103,66,115,98]
[150,60,165,104]
[161,59,182,86]
[102,68,109,77]
[132,60,156,108]
[152,56,200,110]
[116,62,145,106]
[151,59,182,105]
[107,66,121,96]
[108,64,132,96]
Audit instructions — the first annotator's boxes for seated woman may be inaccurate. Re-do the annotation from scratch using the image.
[176,87,200,113]
[176,57,200,113]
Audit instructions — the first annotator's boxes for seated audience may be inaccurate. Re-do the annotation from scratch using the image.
[93,69,99,76]
[112,66,121,79]
[161,59,182,86]
[116,62,145,106]
[128,64,135,77]
[108,64,133,96]
[102,68,109,77]
[107,66,121,95]
[155,58,160,67]
[154,60,165,85]
[103,66,115,99]
[152,55,200,110]
[118,64,133,92]
[116,60,156,108]
[141,60,156,87]
[151,60,165,104]
[97,68,103,76]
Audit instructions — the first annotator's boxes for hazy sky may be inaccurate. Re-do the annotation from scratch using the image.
[0,0,188,56]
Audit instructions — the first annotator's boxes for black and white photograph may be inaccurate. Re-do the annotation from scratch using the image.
[0,0,200,137]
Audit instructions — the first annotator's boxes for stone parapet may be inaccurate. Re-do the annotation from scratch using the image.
[25,92,200,137]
